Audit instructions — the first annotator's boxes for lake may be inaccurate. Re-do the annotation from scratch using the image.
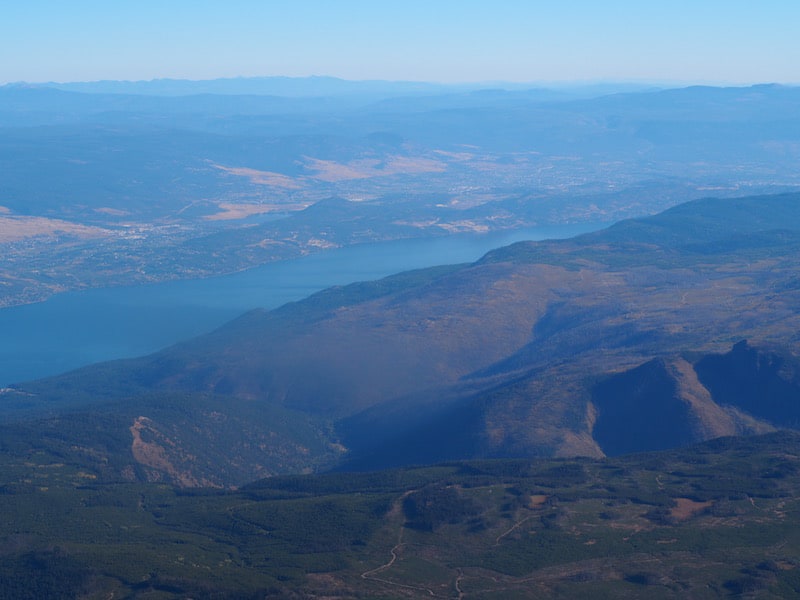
[0,224,604,386]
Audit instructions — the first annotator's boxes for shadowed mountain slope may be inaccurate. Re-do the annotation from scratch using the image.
[695,340,800,428]
[5,192,800,485]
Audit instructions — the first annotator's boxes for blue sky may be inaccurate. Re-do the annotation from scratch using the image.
[2,0,799,84]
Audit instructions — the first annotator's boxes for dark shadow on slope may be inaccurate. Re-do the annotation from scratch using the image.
[591,358,696,456]
[335,389,491,471]
[695,340,800,428]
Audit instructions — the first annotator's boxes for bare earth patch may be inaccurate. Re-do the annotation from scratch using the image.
[436,220,490,233]
[213,164,303,189]
[530,494,549,508]
[670,497,714,521]
[94,207,131,216]
[391,218,490,233]
[305,155,446,182]
[129,416,212,488]
[204,201,311,221]
[306,237,338,249]
[0,216,110,243]
[433,149,475,161]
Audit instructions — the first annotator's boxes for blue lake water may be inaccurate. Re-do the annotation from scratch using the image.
[0,224,604,386]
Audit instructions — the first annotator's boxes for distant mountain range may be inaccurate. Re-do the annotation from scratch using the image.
[6,75,660,98]
[4,192,800,486]
[2,79,799,308]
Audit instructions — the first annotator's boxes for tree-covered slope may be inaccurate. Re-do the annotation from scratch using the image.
[2,432,800,598]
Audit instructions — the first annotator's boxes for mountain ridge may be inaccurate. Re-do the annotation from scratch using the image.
[5,192,800,485]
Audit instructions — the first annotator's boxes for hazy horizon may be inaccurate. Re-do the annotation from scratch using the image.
[6,74,792,89]
[3,1,799,86]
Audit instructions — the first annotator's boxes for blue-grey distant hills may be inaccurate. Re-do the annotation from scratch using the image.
[29,75,655,98]
[2,79,799,308]
[42,75,467,97]
[5,192,800,486]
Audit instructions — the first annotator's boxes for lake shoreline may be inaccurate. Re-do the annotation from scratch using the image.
[0,223,606,387]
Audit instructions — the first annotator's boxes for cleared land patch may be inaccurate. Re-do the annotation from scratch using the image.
[0,216,110,242]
